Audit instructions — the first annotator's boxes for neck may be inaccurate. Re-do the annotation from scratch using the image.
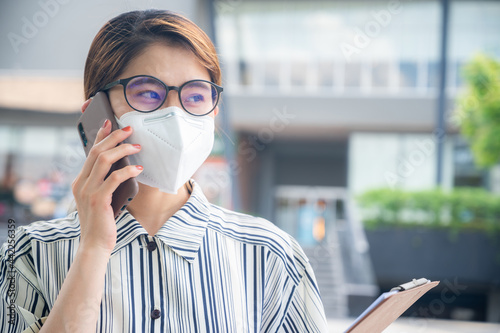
[126,182,191,236]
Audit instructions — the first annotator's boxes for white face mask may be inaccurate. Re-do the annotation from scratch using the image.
[115,106,214,194]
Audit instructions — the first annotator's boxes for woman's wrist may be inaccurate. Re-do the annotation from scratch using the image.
[77,241,114,261]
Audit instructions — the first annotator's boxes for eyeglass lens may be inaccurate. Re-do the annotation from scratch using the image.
[125,76,218,115]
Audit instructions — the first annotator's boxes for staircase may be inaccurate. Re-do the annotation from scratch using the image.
[274,185,379,318]
[303,235,348,318]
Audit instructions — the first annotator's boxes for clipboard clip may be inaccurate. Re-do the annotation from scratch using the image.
[390,278,429,292]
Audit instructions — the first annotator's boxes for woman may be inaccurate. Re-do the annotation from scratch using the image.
[0,10,327,332]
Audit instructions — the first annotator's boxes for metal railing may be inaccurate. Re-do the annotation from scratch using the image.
[222,58,464,97]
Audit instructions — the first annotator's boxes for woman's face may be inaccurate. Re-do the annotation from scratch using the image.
[108,42,218,119]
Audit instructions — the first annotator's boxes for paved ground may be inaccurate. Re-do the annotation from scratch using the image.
[328,317,500,333]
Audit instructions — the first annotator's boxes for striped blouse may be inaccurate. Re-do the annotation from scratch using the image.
[0,181,328,332]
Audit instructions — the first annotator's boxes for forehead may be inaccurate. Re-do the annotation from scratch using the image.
[120,42,210,84]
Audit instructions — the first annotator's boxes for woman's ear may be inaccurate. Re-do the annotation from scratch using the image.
[213,106,219,117]
[81,99,92,113]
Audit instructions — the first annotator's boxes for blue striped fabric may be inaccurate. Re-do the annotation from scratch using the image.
[0,182,328,332]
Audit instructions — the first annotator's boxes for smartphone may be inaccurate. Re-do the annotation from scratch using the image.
[77,92,139,219]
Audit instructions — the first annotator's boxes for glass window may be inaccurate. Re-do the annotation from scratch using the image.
[318,61,334,87]
[239,60,250,86]
[453,136,485,187]
[427,61,440,88]
[453,60,465,88]
[344,63,362,88]
[290,61,308,86]
[399,61,418,87]
[371,62,390,88]
[264,61,281,86]
[449,1,500,93]
[216,0,441,92]
[449,1,500,61]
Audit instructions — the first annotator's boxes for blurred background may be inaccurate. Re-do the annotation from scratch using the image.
[1,0,500,330]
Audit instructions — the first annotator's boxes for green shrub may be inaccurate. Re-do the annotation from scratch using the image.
[356,187,500,233]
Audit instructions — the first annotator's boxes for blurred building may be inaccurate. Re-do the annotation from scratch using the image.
[214,0,500,218]
[213,0,500,320]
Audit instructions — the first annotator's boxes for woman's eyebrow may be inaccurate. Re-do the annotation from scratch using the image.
[182,81,211,90]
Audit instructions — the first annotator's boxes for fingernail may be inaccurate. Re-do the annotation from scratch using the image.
[123,126,132,132]
[132,144,141,149]
[136,165,143,170]
[102,119,109,128]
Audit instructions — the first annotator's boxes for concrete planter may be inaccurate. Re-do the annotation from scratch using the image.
[365,228,500,289]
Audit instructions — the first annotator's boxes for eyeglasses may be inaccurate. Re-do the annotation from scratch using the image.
[100,75,223,116]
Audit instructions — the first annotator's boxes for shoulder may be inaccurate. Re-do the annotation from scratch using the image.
[207,203,291,244]
[207,203,309,281]
[0,212,81,291]
[4,212,80,255]
[1,212,80,263]
[21,211,81,243]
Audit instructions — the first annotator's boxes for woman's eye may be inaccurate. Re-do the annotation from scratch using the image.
[184,94,205,104]
[139,90,161,100]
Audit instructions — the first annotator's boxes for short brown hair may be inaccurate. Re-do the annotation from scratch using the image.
[84,10,221,99]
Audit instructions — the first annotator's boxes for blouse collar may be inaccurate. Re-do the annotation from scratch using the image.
[110,180,211,263]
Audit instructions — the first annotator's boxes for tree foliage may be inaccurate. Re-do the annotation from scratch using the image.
[456,54,500,167]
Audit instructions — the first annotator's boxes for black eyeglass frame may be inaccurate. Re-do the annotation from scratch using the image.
[100,74,223,116]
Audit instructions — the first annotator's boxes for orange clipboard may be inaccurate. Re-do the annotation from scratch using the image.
[345,278,440,333]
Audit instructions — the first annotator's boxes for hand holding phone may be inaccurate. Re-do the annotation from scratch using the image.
[77,92,139,219]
